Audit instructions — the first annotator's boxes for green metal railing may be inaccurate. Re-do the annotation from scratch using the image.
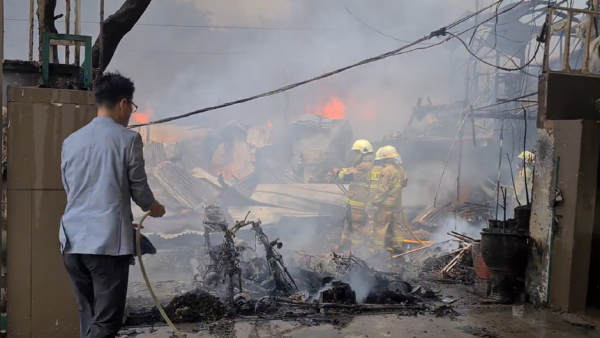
[41,33,93,89]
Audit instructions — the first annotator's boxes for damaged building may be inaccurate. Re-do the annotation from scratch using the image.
[4,1,600,337]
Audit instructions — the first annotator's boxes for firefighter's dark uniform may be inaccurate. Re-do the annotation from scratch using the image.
[338,160,373,249]
[370,161,406,253]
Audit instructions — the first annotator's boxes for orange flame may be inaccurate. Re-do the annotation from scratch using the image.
[306,97,346,120]
[267,121,273,128]
[131,112,150,124]
[319,97,345,120]
[131,106,152,124]
[215,165,238,179]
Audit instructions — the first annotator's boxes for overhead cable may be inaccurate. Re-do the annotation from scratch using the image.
[341,1,428,44]
[128,0,521,128]
[472,92,538,111]
[449,32,543,72]
[341,0,504,45]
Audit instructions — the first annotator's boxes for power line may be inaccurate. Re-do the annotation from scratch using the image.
[472,92,538,111]
[452,0,527,37]
[431,23,543,206]
[449,31,543,71]
[128,37,442,128]
[128,1,521,128]
[3,18,367,32]
[341,1,434,45]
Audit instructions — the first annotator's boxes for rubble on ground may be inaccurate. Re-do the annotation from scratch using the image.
[127,205,469,326]
[418,240,475,285]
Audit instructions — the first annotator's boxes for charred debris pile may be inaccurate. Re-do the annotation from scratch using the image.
[129,203,465,326]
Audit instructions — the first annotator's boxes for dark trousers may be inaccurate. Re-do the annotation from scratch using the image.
[63,254,131,338]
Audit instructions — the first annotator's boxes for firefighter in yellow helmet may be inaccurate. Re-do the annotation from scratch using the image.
[514,150,535,205]
[367,145,407,255]
[332,139,374,251]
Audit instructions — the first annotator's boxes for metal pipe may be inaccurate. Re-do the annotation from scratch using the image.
[523,108,529,204]
[562,10,572,71]
[65,0,71,64]
[494,121,505,220]
[454,116,464,231]
[28,0,34,61]
[543,8,553,72]
[74,0,81,65]
[582,12,594,73]
[99,0,104,73]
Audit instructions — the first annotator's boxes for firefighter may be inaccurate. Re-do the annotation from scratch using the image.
[332,139,374,251]
[367,145,407,255]
[514,150,535,205]
[365,147,385,250]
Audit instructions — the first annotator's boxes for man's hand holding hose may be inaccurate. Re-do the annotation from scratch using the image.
[133,201,165,229]
[148,200,166,218]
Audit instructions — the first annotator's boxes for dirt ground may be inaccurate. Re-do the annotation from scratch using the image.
[118,305,600,338]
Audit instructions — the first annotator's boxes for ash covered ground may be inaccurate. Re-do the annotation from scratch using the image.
[124,208,482,337]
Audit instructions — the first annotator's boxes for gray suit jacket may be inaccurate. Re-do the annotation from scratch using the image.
[60,116,155,255]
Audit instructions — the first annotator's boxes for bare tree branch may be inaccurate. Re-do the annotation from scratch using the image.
[92,0,153,72]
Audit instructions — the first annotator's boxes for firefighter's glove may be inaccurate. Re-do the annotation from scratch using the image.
[326,168,340,181]
[337,168,349,179]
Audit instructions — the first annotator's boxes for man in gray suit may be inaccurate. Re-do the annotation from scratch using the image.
[60,71,166,338]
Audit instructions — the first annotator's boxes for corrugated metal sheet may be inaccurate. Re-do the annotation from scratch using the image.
[411,203,453,228]
[228,206,325,226]
[143,142,167,168]
[153,161,219,209]
[178,138,206,172]
[248,184,346,213]
[191,167,234,188]
[131,175,189,219]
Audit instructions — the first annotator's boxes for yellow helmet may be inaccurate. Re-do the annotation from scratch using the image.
[374,147,384,161]
[518,151,535,163]
[379,145,400,159]
[351,139,373,154]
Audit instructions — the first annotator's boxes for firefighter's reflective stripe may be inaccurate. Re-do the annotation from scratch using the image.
[368,171,380,181]
[382,200,402,206]
[349,182,370,188]
[346,199,367,207]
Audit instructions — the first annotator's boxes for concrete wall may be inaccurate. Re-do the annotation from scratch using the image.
[588,163,600,307]
[527,71,600,311]
[549,120,600,312]
[6,86,96,337]
[537,72,600,128]
[526,123,554,305]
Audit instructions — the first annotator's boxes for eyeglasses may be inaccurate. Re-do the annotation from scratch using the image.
[129,101,138,113]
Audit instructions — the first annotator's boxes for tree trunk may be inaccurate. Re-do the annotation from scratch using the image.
[92,0,153,72]
[37,0,59,62]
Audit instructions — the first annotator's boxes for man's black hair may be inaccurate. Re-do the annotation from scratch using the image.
[93,71,135,108]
